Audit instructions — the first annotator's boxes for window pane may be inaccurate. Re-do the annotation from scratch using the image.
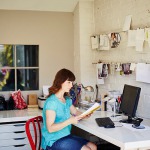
[16,69,25,91]
[0,44,39,91]
[0,69,15,91]
[0,44,15,67]
[16,45,39,67]
[19,69,39,91]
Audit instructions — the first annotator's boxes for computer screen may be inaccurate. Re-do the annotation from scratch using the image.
[119,84,141,123]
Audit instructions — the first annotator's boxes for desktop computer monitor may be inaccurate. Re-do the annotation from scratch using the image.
[119,84,141,123]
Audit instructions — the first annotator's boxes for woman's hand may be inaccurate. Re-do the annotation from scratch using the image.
[69,115,82,125]
[80,112,93,120]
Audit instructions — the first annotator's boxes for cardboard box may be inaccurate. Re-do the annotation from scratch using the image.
[28,94,37,105]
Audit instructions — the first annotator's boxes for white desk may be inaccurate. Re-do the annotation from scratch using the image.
[0,108,42,123]
[75,111,150,150]
[0,108,42,150]
[0,108,150,150]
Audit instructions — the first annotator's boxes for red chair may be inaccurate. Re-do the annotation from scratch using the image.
[25,116,43,150]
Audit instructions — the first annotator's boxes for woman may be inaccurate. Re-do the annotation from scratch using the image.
[41,68,97,150]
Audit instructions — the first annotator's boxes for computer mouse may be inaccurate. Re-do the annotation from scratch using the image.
[104,125,115,128]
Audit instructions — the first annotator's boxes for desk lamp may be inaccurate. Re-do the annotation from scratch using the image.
[81,84,94,92]
[81,84,95,102]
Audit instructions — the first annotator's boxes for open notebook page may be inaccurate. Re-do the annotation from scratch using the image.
[79,102,100,118]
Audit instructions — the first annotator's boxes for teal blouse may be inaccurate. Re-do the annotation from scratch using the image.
[41,94,72,149]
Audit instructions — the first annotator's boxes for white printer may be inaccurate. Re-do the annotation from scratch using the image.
[38,85,50,109]
[38,96,46,109]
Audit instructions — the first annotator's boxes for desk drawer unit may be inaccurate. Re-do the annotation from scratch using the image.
[0,144,30,150]
[0,122,30,149]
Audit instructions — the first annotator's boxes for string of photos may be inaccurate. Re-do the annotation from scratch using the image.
[94,61,150,84]
[91,15,150,51]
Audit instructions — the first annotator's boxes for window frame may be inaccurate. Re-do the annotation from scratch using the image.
[0,44,39,91]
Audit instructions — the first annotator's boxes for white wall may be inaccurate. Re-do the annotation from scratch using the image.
[74,0,96,87]
[74,0,150,119]
[0,10,74,99]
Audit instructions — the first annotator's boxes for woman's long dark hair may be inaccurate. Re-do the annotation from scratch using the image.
[47,68,75,98]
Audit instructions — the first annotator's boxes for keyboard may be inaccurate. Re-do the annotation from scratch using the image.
[95,117,114,127]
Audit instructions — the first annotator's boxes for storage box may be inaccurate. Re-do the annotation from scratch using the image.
[28,94,37,105]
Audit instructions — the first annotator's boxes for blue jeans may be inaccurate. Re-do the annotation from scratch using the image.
[46,134,88,150]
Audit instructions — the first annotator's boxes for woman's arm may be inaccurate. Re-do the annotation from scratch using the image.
[70,105,82,116]
[46,110,80,133]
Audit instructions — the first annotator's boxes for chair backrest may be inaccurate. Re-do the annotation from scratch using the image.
[25,116,43,150]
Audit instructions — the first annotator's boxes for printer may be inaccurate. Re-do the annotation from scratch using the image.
[38,96,46,109]
[38,85,50,109]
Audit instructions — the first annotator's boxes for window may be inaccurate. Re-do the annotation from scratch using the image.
[0,44,39,91]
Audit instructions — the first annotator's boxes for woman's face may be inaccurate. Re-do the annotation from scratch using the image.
[61,80,73,92]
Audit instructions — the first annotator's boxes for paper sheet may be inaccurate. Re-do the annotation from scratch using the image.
[91,36,99,49]
[123,15,132,31]
[96,63,104,84]
[136,29,144,52]
[136,63,150,83]
[136,41,144,52]
[145,28,150,47]
[99,34,110,50]
[127,30,136,46]
[145,28,149,41]
[130,63,136,71]
[100,35,104,46]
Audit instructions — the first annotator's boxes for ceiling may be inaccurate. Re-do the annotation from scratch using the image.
[0,0,79,12]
